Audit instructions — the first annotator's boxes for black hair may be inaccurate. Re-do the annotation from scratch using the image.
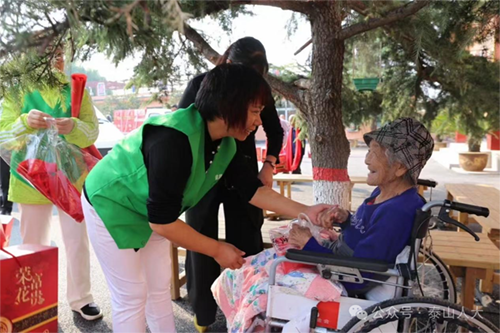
[216,37,269,75]
[195,64,272,130]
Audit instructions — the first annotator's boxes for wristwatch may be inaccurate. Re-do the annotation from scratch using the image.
[263,160,276,168]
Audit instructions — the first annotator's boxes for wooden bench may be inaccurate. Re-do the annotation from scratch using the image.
[445,184,500,246]
[428,230,500,310]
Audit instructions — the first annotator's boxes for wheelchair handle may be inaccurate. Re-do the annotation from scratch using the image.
[421,200,489,217]
[437,210,480,241]
[423,200,484,241]
[449,201,489,217]
[417,178,437,188]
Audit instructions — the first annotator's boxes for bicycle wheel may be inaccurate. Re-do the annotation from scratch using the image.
[342,297,497,333]
[412,248,457,303]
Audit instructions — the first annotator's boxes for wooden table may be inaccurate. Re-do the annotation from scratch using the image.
[445,184,500,244]
[429,230,500,310]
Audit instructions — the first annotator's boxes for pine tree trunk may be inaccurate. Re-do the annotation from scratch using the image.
[307,8,351,207]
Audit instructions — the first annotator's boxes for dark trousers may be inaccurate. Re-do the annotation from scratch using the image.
[0,158,12,214]
[185,182,264,326]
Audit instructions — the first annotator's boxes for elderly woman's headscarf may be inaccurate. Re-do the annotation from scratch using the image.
[363,118,434,184]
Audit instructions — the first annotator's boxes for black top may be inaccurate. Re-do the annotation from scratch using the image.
[142,123,263,224]
[178,73,283,175]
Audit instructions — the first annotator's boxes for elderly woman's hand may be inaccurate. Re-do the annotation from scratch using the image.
[303,204,336,225]
[288,224,313,249]
[317,206,349,228]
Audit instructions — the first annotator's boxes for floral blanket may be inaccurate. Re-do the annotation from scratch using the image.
[211,248,344,333]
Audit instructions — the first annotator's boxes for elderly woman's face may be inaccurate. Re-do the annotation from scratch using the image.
[365,141,405,186]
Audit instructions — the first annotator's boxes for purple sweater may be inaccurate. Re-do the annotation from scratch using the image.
[303,187,424,290]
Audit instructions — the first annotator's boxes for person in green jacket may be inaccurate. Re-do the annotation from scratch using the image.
[82,64,334,333]
[0,48,102,320]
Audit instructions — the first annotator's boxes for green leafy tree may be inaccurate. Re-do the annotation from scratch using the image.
[371,1,499,150]
[0,0,431,206]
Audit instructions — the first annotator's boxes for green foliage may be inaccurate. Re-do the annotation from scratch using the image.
[1,0,498,155]
[431,110,457,141]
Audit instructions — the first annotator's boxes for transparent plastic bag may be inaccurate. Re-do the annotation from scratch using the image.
[0,119,99,222]
[269,213,323,256]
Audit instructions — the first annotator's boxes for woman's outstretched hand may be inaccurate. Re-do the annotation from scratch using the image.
[213,242,245,270]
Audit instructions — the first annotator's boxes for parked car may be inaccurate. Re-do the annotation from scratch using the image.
[94,107,124,157]
[146,108,172,118]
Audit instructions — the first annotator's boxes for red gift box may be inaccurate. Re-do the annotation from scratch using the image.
[0,216,14,247]
[0,245,58,332]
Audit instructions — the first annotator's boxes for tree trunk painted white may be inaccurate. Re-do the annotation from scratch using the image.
[313,180,351,208]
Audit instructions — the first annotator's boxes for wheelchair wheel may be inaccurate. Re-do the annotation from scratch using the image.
[412,248,457,303]
[342,297,497,333]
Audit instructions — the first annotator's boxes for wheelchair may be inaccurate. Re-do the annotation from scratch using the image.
[264,197,497,332]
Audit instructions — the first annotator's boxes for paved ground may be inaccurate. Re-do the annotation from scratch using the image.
[7,146,500,332]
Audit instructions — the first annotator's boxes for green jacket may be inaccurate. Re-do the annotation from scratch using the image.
[85,105,236,249]
[0,82,98,204]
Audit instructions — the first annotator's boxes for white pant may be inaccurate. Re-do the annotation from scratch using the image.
[19,203,93,310]
[82,194,176,333]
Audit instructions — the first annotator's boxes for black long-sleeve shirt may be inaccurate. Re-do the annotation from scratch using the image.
[178,73,283,175]
[142,123,263,224]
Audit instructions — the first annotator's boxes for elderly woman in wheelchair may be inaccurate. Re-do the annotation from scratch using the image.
[212,118,496,333]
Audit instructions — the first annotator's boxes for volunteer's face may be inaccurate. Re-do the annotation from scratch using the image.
[230,104,264,141]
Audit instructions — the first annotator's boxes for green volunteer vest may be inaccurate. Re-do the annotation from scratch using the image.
[11,86,72,187]
[85,105,236,249]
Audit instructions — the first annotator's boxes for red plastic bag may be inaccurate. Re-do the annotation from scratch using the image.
[71,73,103,164]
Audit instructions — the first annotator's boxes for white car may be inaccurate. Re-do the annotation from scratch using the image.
[146,108,172,118]
[93,107,124,157]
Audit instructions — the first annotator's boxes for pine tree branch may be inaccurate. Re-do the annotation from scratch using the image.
[230,0,313,15]
[182,23,220,64]
[0,19,70,58]
[338,0,430,40]
[181,22,304,107]
[266,74,304,108]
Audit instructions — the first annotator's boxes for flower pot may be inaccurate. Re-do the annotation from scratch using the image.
[458,152,489,172]
[434,142,447,151]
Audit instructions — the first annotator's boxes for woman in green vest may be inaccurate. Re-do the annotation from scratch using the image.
[0,48,102,320]
[82,64,333,333]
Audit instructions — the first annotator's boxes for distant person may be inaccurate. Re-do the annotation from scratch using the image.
[279,114,290,147]
[289,115,305,174]
[0,46,102,320]
[171,104,178,112]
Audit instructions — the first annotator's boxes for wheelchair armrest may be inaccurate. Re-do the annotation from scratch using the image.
[285,249,390,272]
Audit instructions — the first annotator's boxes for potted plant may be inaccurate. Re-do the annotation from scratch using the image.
[430,111,455,151]
[443,56,499,172]
[457,118,490,172]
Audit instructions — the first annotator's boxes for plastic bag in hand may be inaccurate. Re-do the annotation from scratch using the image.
[0,118,99,222]
[269,213,323,256]
[269,213,324,274]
